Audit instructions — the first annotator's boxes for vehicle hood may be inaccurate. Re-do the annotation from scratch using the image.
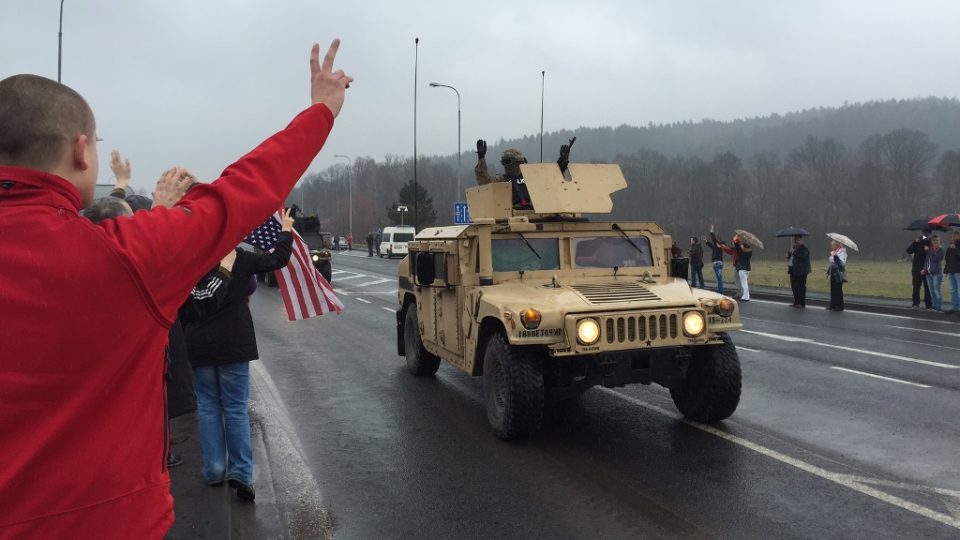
[479,277,705,313]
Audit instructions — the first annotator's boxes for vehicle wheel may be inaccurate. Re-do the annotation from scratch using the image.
[669,333,741,423]
[482,332,545,441]
[404,306,441,376]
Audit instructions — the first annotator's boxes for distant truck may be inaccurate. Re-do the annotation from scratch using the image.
[396,161,743,440]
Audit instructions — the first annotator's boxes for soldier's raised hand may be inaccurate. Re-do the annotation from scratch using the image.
[476,139,487,159]
[310,39,353,117]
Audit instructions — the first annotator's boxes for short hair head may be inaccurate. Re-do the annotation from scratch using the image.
[0,74,95,170]
[80,197,133,224]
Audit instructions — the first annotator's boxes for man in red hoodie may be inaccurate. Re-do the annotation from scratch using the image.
[0,40,351,539]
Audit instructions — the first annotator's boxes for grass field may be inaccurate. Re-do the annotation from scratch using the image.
[713,259,922,300]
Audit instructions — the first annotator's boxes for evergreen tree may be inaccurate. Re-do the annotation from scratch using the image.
[387,179,437,230]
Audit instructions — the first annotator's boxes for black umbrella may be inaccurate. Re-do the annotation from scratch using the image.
[775,226,810,238]
[904,218,950,232]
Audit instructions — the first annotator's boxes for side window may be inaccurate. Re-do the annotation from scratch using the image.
[412,251,450,285]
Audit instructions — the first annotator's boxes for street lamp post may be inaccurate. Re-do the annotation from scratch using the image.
[58,0,65,82]
[397,205,408,226]
[429,82,461,200]
[334,154,352,240]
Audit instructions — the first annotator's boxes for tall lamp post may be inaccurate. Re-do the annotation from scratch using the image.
[397,205,408,226]
[58,0,66,82]
[429,82,461,200]
[334,154,352,240]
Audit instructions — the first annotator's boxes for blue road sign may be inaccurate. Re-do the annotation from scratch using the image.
[454,202,472,225]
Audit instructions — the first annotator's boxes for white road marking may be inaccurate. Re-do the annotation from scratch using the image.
[331,270,347,274]
[598,388,960,530]
[737,346,760,353]
[887,325,960,338]
[830,367,931,388]
[333,289,350,296]
[352,278,392,287]
[742,330,959,369]
[334,274,368,281]
[742,316,817,329]
[356,298,372,304]
[382,307,396,313]
[749,298,957,324]
[884,337,960,352]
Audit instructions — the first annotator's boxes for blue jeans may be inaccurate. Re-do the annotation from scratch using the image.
[712,261,724,295]
[949,273,960,311]
[690,266,705,288]
[192,362,253,485]
[926,273,943,310]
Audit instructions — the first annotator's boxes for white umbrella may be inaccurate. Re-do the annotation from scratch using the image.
[734,229,764,249]
[827,232,859,252]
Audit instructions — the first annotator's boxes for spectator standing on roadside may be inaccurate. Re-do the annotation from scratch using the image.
[944,231,960,314]
[826,240,848,311]
[689,237,704,288]
[787,235,811,308]
[374,229,382,256]
[707,225,736,296]
[184,208,296,502]
[923,235,945,311]
[0,40,350,538]
[907,232,933,310]
[347,232,353,251]
[733,235,753,302]
[366,231,374,257]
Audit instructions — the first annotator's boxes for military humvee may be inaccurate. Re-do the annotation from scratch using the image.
[396,163,743,440]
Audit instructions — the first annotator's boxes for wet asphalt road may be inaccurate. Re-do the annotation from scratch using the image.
[250,250,960,539]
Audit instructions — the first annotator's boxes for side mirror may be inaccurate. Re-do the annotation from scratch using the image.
[415,252,436,286]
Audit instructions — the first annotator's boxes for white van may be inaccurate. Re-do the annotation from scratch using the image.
[379,226,416,258]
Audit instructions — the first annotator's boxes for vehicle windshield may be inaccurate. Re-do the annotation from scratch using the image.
[574,235,653,268]
[492,238,560,272]
[393,233,415,242]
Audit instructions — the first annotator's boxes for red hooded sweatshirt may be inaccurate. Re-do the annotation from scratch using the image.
[0,103,334,538]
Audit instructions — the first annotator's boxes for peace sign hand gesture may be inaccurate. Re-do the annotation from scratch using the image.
[310,39,353,117]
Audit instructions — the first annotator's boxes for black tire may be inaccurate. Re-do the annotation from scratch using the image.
[669,333,741,422]
[404,306,441,376]
[482,332,545,441]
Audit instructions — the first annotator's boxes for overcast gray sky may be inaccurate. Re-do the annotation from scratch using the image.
[3,0,959,191]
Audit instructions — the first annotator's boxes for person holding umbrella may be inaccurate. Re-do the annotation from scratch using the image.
[787,236,811,308]
[826,240,848,311]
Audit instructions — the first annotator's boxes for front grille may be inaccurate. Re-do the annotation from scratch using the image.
[571,282,660,305]
[605,313,679,345]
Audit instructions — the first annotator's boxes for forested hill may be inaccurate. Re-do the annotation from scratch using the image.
[293,97,960,259]
[496,97,960,164]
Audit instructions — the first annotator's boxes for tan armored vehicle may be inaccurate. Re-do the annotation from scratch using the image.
[396,162,743,440]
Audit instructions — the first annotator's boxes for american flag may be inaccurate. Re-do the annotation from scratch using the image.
[244,210,343,320]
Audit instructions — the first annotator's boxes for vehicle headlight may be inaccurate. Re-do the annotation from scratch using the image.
[312,254,319,262]
[683,311,706,337]
[520,308,541,329]
[577,318,600,345]
[717,297,735,317]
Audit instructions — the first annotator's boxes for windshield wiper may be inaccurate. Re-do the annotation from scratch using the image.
[517,232,542,260]
[612,223,644,254]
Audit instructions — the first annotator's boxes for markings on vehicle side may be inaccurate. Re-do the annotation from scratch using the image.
[741,330,959,369]
[598,387,960,530]
[356,298,371,304]
[830,367,930,388]
[886,325,960,338]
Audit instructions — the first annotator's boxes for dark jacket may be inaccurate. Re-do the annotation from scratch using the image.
[689,243,704,268]
[706,232,731,263]
[944,242,960,273]
[788,244,811,276]
[906,238,931,274]
[734,242,752,271]
[925,246,944,276]
[185,233,293,367]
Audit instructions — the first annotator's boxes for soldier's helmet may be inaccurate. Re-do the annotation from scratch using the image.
[500,148,527,165]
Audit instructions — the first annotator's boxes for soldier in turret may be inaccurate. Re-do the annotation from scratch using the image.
[474,139,532,210]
